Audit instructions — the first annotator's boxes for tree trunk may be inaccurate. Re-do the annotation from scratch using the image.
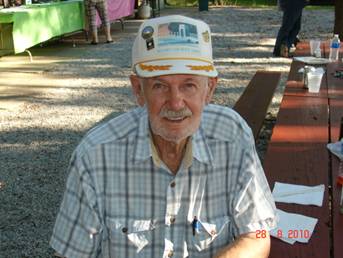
[334,0,343,38]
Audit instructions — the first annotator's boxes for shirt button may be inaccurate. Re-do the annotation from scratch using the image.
[210,229,217,236]
[170,181,176,188]
[170,216,176,224]
[122,227,128,233]
[167,251,174,257]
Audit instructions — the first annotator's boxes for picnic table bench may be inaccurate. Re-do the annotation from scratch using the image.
[233,71,281,141]
[263,41,343,258]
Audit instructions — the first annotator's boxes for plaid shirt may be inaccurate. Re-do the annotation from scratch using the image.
[50,104,277,258]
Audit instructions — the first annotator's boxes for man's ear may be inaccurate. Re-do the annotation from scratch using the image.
[205,77,218,104]
[130,75,146,106]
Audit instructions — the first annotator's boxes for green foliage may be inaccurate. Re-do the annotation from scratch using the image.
[219,0,276,6]
[165,0,277,7]
[165,0,197,7]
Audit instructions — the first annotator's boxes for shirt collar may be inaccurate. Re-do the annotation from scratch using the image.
[131,107,152,164]
[150,133,162,168]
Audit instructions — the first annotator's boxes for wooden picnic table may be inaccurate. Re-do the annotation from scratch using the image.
[264,41,343,258]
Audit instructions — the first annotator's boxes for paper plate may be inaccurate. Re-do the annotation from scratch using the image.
[293,56,330,65]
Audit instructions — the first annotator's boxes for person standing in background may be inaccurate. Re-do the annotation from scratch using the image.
[273,0,308,57]
[84,0,113,44]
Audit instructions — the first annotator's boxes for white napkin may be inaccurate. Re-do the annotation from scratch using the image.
[293,56,330,64]
[327,140,343,160]
[272,182,324,206]
[270,209,318,244]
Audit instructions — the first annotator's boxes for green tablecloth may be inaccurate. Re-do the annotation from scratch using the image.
[0,0,85,55]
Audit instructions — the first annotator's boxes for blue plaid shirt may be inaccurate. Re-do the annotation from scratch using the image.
[50,104,277,258]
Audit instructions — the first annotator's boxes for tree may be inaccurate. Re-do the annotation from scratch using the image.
[334,0,343,38]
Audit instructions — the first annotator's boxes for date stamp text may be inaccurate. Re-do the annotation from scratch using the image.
[255,229,311,239]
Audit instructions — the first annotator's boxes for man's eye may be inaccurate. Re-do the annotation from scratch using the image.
[152,83,164,89]
[183,84,197,91]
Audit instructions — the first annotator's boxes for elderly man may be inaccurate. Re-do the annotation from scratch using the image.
[50,15,277,258]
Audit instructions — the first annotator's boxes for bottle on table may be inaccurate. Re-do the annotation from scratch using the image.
[329,34,340,62]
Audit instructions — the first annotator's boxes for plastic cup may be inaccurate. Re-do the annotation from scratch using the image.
[307,71,323,93]
[310,40,321,56]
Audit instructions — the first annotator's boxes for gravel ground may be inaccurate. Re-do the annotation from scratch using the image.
[0,6,334,257]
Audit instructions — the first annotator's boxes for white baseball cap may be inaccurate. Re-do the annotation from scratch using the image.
[132,15,218,78]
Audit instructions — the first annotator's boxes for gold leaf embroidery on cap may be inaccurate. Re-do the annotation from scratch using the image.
[187,65,214,72]
[139,64,172,72]
[202,31,210,43]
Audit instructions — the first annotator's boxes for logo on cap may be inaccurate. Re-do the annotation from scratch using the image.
[142,26,155,50]
[202,31,210,43]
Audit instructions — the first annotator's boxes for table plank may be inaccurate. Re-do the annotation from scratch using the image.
[285,42,328,99]
[281,42,329,98]
[326,62,343,99]
[264,95,330,258]
[329,98,343,258]
[293,41,326,57]
[233,71,281,141]
[293,41,311,57]
[283,60,328,98]
[287,60,304,81]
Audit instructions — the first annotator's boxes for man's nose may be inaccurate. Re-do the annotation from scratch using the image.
[167,89,185,110]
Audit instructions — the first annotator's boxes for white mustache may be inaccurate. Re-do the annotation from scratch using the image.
[159,108,192,119]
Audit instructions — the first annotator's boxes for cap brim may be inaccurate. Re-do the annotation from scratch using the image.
[134,59,218,78]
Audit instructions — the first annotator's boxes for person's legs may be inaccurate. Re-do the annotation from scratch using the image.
[96,0,113,42]
[104,24,113,43]
[273,10,292,56]
[288,10,303,47]
[273,5,303,56]
[85,0,99,43]
[90,24,98,44]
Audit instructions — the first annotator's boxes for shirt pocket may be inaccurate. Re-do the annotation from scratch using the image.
[192,215,231,252]
[106,218,158,253]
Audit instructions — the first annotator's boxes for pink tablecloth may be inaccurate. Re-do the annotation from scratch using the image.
[96,0,134,26]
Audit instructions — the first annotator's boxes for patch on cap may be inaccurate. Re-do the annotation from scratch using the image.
[141,26,154,39]
[202,31,210,43]
[142,26,155,51]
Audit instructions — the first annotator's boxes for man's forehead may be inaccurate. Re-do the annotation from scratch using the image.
[142,74,208,83]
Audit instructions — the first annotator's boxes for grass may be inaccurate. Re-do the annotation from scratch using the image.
[165,0,334,8]
[305,5,334,10]
[165,0,277,7]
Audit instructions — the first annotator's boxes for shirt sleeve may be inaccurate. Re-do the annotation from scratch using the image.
[50,151,102,258]
[230,131,278,237]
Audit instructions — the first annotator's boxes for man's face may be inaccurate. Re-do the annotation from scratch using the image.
[131,74,217,143]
